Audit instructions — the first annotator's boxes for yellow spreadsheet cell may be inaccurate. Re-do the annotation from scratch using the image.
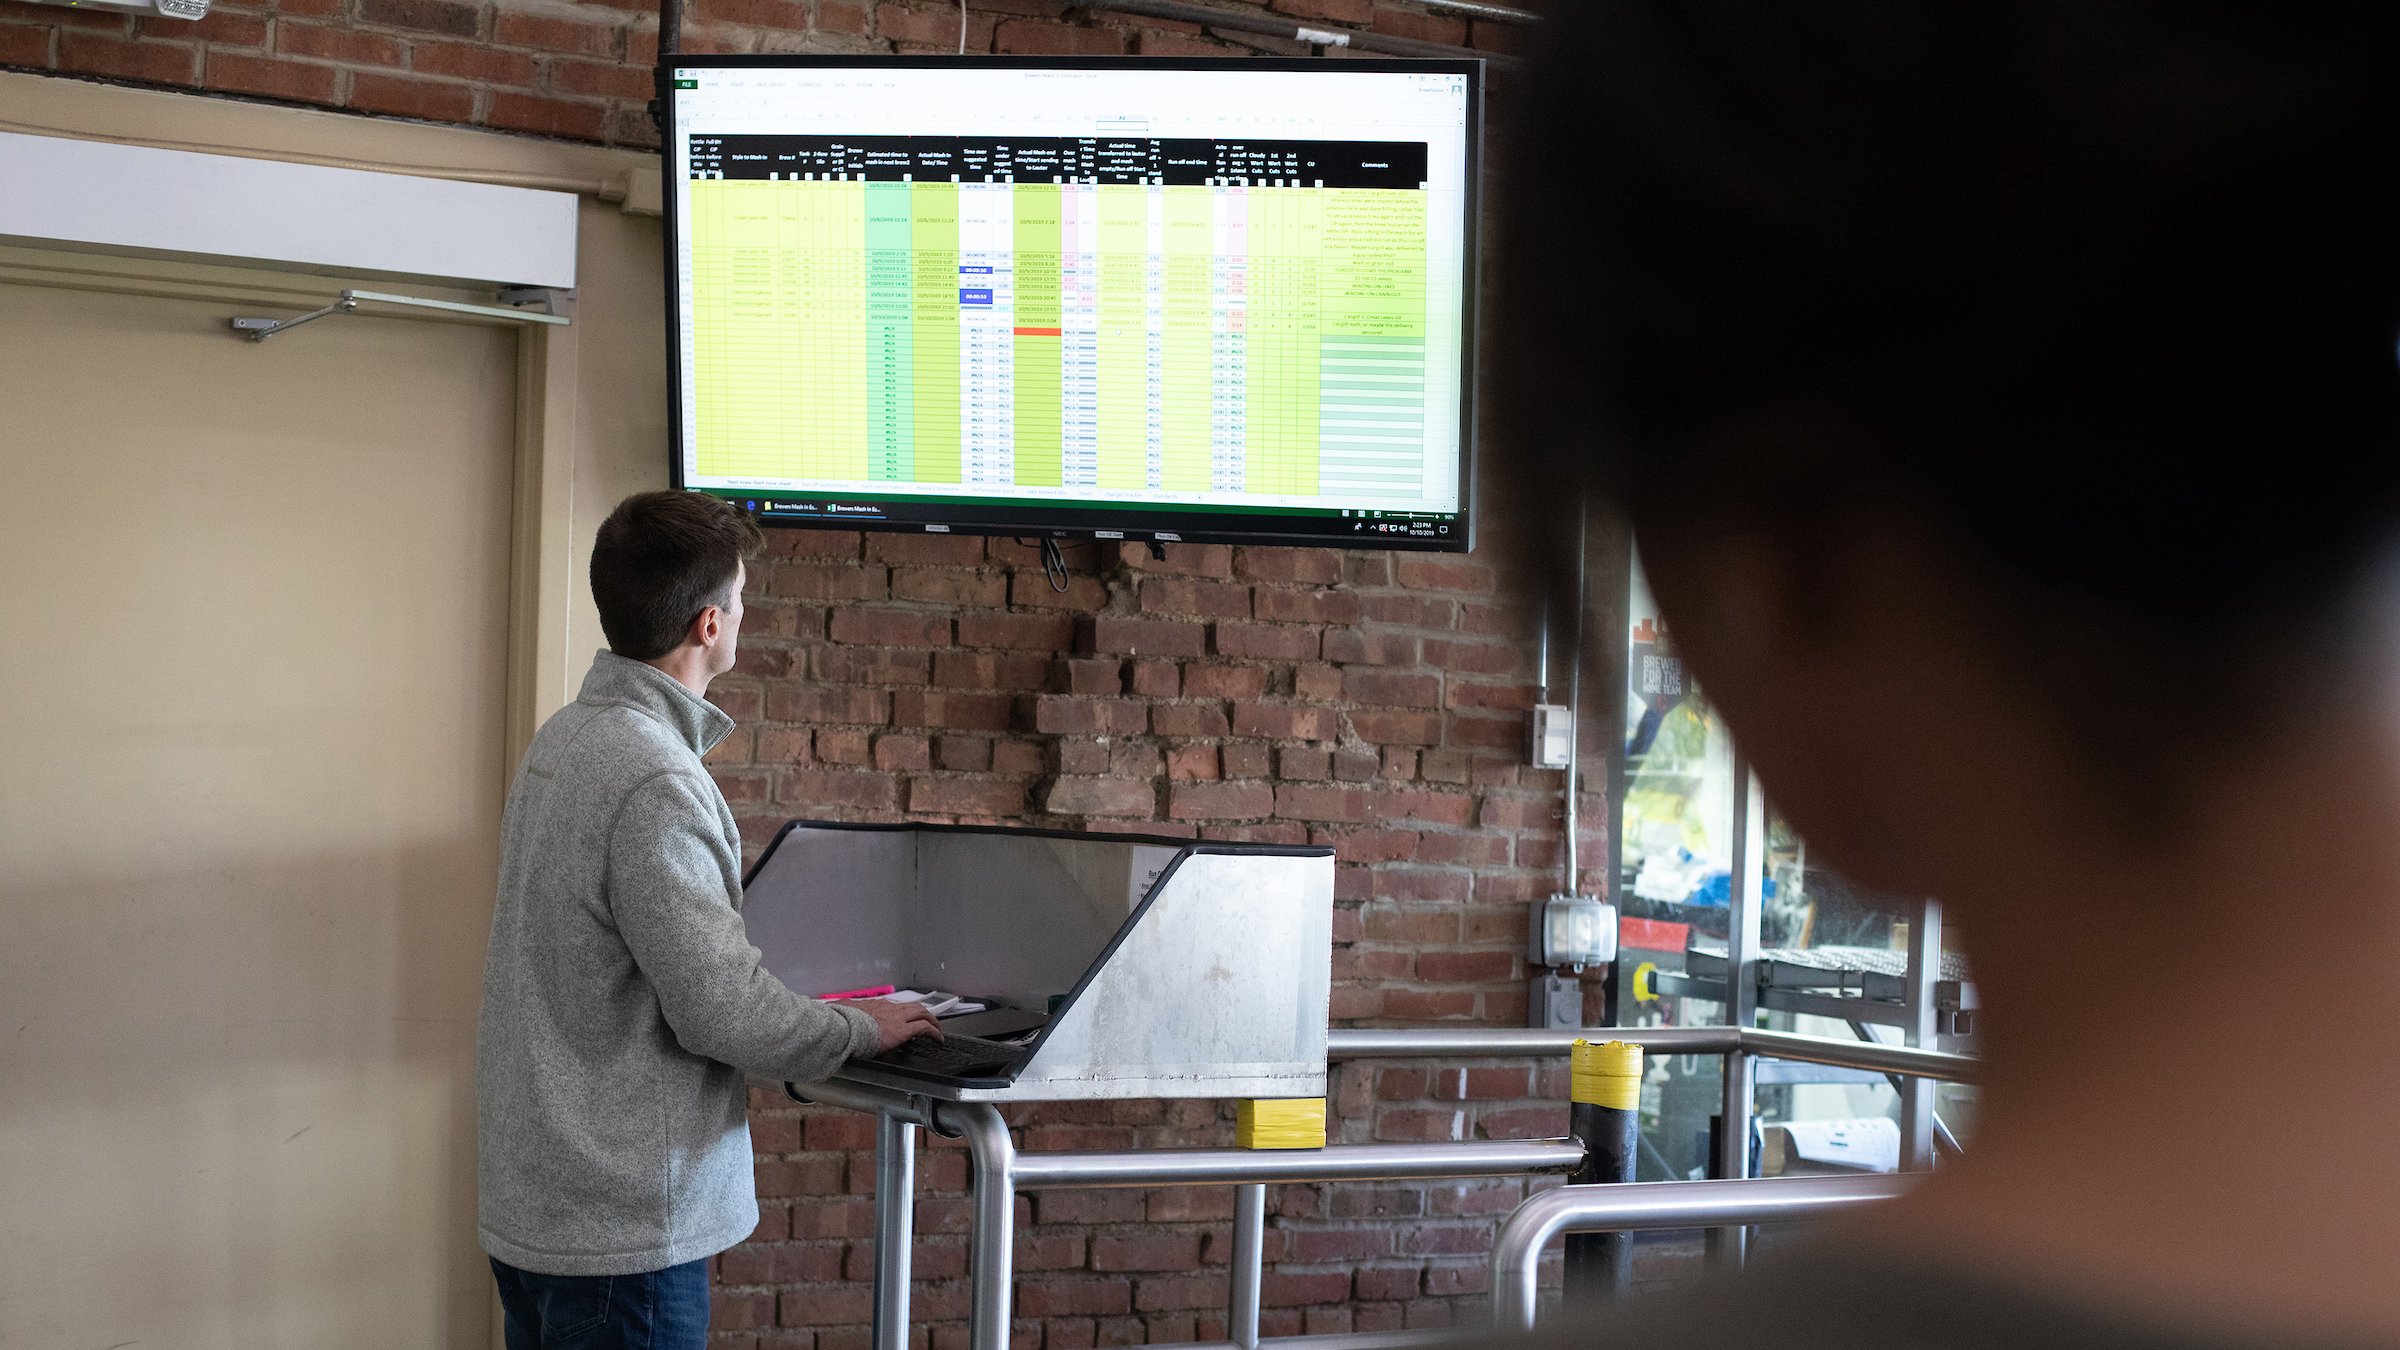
[1094,184,1149,491]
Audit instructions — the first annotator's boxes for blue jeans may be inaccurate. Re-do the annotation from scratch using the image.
[488,1256,710,1350]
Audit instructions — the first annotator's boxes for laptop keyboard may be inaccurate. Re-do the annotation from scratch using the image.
[868,1031,1023,1078]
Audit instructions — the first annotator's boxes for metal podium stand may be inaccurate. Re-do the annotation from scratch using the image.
[746,822,1338,1350]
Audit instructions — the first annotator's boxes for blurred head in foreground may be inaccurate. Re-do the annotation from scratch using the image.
[1500,3,2400,1342]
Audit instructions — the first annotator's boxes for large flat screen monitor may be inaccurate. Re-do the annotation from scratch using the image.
[664,55,1480,551]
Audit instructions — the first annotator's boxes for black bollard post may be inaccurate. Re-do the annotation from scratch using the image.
[1564,1039,1643,1307]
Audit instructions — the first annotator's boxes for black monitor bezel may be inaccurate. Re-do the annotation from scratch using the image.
[661,52,1482,554]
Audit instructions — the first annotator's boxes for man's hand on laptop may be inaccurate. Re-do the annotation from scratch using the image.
[852,998,945,1051]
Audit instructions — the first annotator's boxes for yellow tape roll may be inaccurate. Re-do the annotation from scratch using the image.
[1570,1039,1643,1110]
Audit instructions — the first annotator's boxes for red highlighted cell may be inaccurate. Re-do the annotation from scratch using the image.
[1012,326,1063,337]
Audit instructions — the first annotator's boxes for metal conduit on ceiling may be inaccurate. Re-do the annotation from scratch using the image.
[1076,0,1525,64]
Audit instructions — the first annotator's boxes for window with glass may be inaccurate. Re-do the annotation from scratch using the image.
[1611,553,1977,1184]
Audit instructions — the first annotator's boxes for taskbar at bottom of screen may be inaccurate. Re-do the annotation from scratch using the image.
[705,491,1467,549]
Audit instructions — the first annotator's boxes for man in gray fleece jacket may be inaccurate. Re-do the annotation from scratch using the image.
[478,491,939,1348]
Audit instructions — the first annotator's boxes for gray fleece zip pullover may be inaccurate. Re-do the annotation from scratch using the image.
[476,650,879,1276]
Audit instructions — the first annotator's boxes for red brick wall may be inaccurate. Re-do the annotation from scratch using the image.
[0,0,1515,148]
[705,532,1607,1348]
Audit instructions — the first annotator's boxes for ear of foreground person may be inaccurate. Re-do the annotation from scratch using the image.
[1483,3,2400,1347]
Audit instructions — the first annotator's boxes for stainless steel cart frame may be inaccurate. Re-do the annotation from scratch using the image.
[792,1026,1974,1350]
[750,819,1976,1350]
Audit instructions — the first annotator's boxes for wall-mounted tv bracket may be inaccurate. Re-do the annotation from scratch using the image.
[1014,535,1161,595]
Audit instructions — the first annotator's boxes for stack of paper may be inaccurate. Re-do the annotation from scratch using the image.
[886,989,988,1017]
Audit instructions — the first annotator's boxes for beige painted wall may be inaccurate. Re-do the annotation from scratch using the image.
[560,163,679,668]
[0,70,672,691]
[0,73,671,1349]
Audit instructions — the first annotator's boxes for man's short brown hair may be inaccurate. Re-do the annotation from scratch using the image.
[590,491,764,660]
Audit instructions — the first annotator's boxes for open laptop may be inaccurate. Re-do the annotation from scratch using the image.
[853,1006,1050,1089]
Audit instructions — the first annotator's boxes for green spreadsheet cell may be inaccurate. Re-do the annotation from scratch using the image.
[1094,184,1150,491]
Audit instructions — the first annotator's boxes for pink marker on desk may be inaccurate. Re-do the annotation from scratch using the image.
[818,984,895,1001]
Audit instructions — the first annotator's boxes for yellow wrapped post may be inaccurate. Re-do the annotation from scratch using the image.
[1571,1038,1644,1110]
[1235,1097,1327,1149]
[1567,1039,1645,1304]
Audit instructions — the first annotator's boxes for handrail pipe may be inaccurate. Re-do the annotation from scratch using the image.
[1491,1175,1913,1332]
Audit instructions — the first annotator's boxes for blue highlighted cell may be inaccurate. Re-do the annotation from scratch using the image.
[958,288,994,306]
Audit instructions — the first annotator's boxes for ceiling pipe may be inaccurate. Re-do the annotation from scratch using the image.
[1407,0,1537,23]
[1078,0,1519,64]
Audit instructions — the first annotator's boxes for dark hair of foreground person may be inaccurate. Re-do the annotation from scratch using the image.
[1491,5,2400,1347]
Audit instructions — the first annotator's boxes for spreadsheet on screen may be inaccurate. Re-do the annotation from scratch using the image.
[668,63,1473,538]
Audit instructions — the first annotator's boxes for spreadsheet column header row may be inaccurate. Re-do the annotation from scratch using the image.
[686,136,1430,190]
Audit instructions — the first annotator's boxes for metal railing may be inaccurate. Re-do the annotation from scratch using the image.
[793,1023,1974,1350]
[1325,1025,1741,1059]
[1324,1025,1978,1084]
[1335,1026,1959,1325]
[942,1097,1588,1350]
[1488,1174,1913,1331]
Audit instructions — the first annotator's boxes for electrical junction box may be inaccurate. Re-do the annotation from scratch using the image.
[24,0,207,17]
[1528,973,1585,1029]
[1528,703,1573,769]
